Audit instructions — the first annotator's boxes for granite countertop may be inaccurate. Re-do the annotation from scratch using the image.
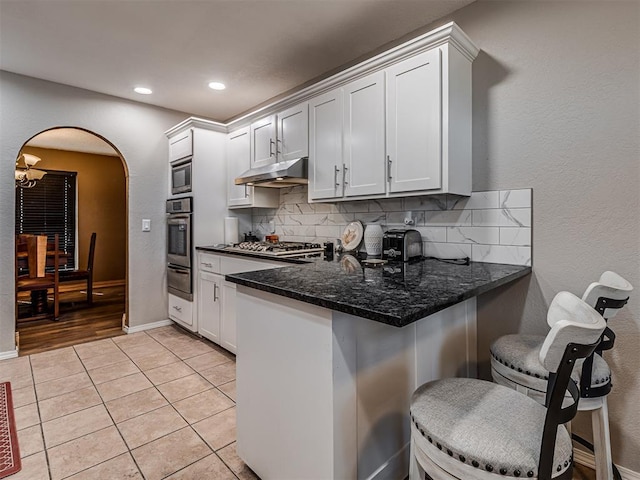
[225,256,531,327]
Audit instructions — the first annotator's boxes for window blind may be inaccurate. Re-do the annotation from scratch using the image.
[15,170,77,270]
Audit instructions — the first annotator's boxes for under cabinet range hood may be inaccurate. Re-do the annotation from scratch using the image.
[235,157,308,188]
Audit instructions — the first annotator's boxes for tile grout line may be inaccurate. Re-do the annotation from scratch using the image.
[145,329,243,479]
[60,335,146,480]
[15,326,244,479]
[110,329,238,478]
[26,353,54,480]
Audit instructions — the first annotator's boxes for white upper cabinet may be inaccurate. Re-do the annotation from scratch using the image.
[386,48,442,193]
[277,103,308,161]
[168,128,193,163]
[250,115,277,168]
[227,127,279,209]
[227,127,253,207]
[309,89,344,200]
[343,71,386,197]
[250,104,309,168]
[305,22,477,202]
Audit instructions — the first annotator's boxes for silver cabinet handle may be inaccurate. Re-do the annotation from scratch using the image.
[203,262,212,268]
[343,164,348,185]
[269,138,275,157]
[387,155,392,182]
[334,165,341,187]
[213,283,219,302]
[172,305,182,313]
[276,138,282,156]
[244,184,249,198]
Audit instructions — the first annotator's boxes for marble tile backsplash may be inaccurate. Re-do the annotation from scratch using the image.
[252,187,532,266]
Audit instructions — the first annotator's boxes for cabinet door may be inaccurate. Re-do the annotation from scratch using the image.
[169,129,193,163]
[343,71,386,197]
[198,271,222,344]
[168,293,195,331]
[386,48,442,193]
[227,127,253,207]
[250,115,277,168]
[308,89,343,200]
[277,102,308,162]
[220,281,237,354]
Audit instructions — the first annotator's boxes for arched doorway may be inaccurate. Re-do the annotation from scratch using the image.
[15,127,128,355]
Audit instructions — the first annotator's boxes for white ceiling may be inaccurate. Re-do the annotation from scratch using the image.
[0,0,474,124]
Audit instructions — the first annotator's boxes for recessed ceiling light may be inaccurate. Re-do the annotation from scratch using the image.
[208,82,226,91]
[134,87,152,95]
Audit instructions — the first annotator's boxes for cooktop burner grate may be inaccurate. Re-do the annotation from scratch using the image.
[224,241,323,257]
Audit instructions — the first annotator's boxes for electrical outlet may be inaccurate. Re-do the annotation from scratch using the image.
[404,211,415,226]
[142,219,151,232]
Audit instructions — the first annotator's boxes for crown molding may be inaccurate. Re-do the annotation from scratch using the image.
[226,21,479,131]
[166,21,479,135]
[165,116,227,137]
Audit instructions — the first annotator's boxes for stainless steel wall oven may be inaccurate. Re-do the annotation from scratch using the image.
[167,197,193,300]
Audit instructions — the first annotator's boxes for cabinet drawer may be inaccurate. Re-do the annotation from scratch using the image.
[169,129,193,162]
[198,254,221,273]
[168,293,193,326]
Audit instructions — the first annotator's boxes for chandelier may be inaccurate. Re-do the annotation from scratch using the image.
[15,153,46,188]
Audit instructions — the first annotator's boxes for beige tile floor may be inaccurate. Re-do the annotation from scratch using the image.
[1,324,598,480]
[0,325,257,480]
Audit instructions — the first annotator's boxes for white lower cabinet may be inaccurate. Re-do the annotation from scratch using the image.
[220,281,237,353]
[196,252,284,354]
[197,271,223,344]
[168,293,194,331]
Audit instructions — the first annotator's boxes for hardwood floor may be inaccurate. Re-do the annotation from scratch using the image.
[16,282,125,356]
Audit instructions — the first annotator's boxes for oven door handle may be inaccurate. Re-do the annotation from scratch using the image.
[168,266,190,274]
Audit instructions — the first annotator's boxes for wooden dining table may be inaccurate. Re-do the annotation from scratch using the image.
[16,243,69,317]
[16,250,69,270]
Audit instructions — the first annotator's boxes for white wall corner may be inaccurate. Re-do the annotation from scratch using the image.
[0,349,19,360]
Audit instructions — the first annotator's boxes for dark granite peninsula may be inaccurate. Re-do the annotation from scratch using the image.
[228,257,530,480]
[226,257,530,327]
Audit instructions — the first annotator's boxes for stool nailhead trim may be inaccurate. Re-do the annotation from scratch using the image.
[491,351,609,384]
[409,414,574,478]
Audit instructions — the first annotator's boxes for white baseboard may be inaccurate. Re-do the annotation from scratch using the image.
[574,448,640,480]
[0,349,19,361]
[123,319,173,334]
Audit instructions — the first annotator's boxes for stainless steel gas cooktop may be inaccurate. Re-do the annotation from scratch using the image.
[223,241,323,258]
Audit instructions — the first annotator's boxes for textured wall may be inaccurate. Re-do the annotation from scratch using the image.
[0,71,188,347]
[443,0,639,470]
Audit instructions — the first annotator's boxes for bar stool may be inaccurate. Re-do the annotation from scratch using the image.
[490,272,632,480]
[409,292,606,480]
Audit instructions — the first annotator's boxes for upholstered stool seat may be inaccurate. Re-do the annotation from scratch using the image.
[491,334,611,400]
[489,272,632,480]
[410,378,572,478]
[410,291,607,480]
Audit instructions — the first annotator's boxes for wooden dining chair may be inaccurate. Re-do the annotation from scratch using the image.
[59,232,96,305]
[16,234,60,321]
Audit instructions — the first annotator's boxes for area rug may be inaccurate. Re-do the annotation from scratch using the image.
[0,382,21,478]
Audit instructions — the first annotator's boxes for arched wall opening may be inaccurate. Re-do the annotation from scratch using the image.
[14,127,129,352]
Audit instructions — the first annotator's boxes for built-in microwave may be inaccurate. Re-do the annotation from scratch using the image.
[171,158,192,195]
